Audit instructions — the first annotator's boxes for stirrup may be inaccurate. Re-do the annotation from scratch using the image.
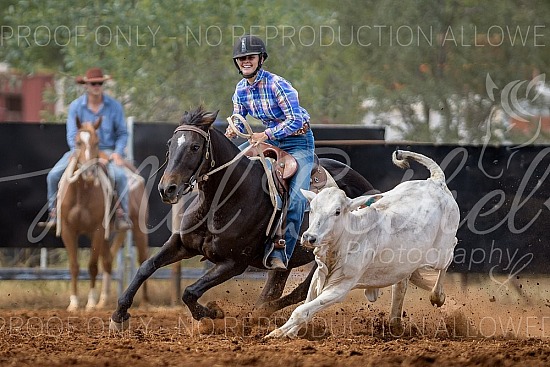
[268,257,287,271]
[115,210,132,231]
[274,239,286,249]
[38,210,57,229]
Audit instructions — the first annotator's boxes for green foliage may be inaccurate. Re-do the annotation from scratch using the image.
[1,0,549,143]
[336,0,550,143]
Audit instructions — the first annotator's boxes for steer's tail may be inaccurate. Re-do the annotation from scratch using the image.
[392,150,446,182]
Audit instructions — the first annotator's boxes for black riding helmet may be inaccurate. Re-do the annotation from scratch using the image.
[232,35,268,78]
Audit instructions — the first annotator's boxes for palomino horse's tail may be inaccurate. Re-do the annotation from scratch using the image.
[392,149,446,183]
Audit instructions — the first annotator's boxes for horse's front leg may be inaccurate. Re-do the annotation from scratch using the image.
[61,228,80,312]
[254,264,316,318]
[110,233,190,331]
[132,227,150,305]
[182,260,248,320]
[86,231,108,310]
[255,270,291,307]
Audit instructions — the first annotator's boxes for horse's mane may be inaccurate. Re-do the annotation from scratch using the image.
[179,106,212,127]
[79,123,96,132]
[177,105,241,156]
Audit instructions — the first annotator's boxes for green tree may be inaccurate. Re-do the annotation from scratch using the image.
[1,0,549,144]
[336,0,550,143]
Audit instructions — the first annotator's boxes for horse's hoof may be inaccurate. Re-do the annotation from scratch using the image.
[95,296,108,309]
[389,320,404,337]
[67,295,79,312]
[109,318,130,332]
[85,301,98,311]
[205,301,225,319]
[196,318,215,335]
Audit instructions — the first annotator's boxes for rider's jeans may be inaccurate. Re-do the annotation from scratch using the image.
[240,130,315,265]
[46,150,129,214]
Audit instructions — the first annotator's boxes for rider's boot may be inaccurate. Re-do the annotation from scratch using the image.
[115,208,132,231]
[38,208,57,231]
[269,257,287,271]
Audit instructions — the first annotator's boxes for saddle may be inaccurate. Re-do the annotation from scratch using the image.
[98,150,142,218]
[56,151,135,238]
[244,142,330,196]
[245,142,336,259]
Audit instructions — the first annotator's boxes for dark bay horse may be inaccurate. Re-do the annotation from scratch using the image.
[110,107,375,329]
[58,117,149,311]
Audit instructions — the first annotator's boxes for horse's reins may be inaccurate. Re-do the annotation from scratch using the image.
[56,150,113,239]
[163,116,279,236]
[223,115,279,236]
[65,155,101,183]
[226,114,279,212]
[156,123,255,194]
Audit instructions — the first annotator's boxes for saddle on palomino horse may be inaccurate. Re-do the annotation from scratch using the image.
[54,151,135,238]
[245,143,337,267]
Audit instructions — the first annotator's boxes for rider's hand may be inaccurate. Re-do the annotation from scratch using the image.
[225,125,237,139]
[110,152,125,166]
[250,132,268,146]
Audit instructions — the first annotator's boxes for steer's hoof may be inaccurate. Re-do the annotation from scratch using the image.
[430,292,446,307]
[109,318,130,332]
[265,328,285,339]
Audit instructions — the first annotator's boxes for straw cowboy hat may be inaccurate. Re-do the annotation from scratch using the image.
[75,67,112,84]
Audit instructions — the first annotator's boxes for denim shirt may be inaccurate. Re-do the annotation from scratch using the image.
[232,69,310,140]
[66,93,127,156]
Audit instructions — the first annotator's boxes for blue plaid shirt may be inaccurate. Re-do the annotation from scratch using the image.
[232,69,310,140]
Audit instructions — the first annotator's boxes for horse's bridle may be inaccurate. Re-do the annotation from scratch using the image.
[156,125,216,197]
[155,122,256,199]
[160,120,279,235]
[66,148,103,183]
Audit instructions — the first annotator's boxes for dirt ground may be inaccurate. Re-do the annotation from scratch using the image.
[0,272,549,366]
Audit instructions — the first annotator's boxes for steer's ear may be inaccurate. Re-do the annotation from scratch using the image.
[300,189,316,203]
[348,194,380,211]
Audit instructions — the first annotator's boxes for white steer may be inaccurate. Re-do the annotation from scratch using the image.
[266,150,460,339]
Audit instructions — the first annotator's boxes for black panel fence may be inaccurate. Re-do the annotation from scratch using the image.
[1,122,549,277]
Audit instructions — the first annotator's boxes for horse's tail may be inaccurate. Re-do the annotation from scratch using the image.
[392,150,446,183]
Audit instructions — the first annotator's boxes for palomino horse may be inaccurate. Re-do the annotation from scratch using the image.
[110,106,375,329]
[58,117,149,311]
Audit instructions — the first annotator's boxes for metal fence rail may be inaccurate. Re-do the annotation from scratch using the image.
[0,266,268,281]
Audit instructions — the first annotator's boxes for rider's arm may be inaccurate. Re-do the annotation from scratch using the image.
[264,79,307,141]
[231,88,248,133]
[66,101,79,150]
[111,99,128,157]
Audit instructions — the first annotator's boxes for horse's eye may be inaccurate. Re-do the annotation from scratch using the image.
[191,144,201,152]
[335,209,341,216]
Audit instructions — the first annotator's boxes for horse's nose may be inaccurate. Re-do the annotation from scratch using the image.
[302,233,316,245]
[158,183,178,201]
